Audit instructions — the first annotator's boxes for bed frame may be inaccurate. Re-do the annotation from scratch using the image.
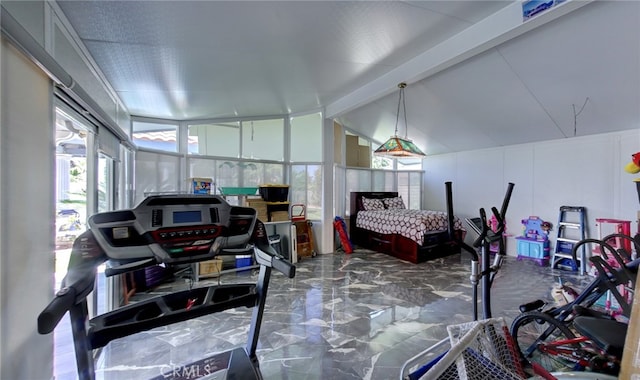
[349,192,462,264]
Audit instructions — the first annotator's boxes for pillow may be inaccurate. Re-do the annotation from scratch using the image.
[383,196,406,209]
[361,197,385,211]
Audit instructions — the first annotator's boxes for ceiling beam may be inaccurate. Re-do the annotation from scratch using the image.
[325,0,594,118]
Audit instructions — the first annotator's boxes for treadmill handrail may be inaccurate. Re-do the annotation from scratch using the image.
[38,286,76,334]
[38,196,296,380]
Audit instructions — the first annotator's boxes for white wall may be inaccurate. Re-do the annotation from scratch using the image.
[424,130,640,256]
[1,38,55,380]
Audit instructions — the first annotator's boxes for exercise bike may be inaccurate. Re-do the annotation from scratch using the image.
[510,235,639,376]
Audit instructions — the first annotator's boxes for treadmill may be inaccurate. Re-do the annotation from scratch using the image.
[38,194,296,380]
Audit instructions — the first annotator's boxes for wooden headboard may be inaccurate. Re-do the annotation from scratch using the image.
[350,191,398,217]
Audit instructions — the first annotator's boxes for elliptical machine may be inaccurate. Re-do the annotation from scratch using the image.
[445,181,515,320]
[400,182,516,380]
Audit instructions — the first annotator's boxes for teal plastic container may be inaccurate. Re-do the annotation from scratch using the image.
[219,187,258,196]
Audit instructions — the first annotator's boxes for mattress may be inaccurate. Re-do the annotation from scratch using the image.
[356,209,465,245]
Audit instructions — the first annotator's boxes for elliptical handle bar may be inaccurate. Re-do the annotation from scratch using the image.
[500,183,515,220]
[488,182,515,247]
[445,181,478,260]
[491,207,503,233]
[251,219,296,278]
[473,208,488,248]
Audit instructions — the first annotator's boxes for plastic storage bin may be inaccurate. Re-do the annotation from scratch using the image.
[235,255,253,271]
[219,187,258,196]
[259,185,289,202]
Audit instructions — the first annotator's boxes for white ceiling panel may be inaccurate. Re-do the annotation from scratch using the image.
[55,0,512,119]
[338,1,640,155]
[497,1,640,137]
[50,0,639,154]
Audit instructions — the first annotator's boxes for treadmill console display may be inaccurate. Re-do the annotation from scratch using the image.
[87,195,256,265]
[172,210,201,224]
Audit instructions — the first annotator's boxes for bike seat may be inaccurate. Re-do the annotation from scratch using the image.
[573,316,627,358]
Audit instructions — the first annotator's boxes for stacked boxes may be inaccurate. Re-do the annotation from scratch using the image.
[246,197,268,221]
[270,211,289,222]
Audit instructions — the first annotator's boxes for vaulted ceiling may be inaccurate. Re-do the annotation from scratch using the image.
[55,0,639,155]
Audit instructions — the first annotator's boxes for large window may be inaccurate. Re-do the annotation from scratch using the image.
[397,157,422,171]
[372,155,393,169]
[134,150,181,203]
[372,171,395,192]
[188,122,240,157]
[132,120,179,152]
[54,107,90,280]
[346,168,372,193]
[290,112,322,162]
[54,104,125,378]
[242,162,285,187]
[98,154,115,213]
[290,113,323,219]
[398,171,423,210]
[241,119,284,161]
[291,165,322,220]
[187,158,284,200]
[342,167,422,215]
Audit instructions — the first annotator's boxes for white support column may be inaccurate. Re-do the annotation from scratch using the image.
[320,116,335,253]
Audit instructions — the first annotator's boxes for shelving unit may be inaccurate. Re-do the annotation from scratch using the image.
[194,222,293,282]
[266,201,290,222]
[193,246,256,281]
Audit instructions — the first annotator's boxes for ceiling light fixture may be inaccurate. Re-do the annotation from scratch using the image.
[374,82,426,158]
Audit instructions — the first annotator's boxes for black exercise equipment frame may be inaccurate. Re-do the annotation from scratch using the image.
[38,195,295,380]
[446,181,515,320]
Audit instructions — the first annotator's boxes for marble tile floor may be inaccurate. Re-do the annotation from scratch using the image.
[55,250,591,380]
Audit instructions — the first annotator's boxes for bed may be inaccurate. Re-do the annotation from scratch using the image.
[349,192,466,264]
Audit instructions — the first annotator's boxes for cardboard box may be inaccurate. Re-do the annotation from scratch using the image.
[246,197,268,221]
[270,211,289,222]
[198,259,222,277]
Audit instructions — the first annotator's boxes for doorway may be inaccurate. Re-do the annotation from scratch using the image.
[53,104,124,378]
[54,106,90,378]
[54,107,89,289]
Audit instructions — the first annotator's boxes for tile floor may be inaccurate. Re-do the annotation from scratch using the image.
[55,250,590,380]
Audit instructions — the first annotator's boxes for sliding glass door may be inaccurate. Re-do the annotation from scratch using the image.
[53,103,123,377]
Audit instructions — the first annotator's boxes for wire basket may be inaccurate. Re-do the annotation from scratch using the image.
[402,318,526,380]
